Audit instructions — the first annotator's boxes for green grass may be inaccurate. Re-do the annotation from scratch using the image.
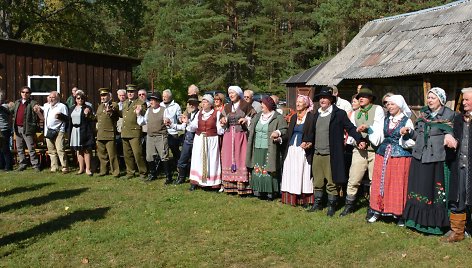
[1,170,471,267]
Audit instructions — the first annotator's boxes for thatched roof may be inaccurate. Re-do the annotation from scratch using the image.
[307,0,472,86]
[281,61,328,84]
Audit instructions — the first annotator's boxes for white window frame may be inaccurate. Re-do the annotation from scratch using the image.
[27,75,61,96]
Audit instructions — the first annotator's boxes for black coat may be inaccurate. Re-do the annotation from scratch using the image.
[312,106,362,184]
[449,113,471,203]
[283,112,315,165]
[68,104,96,149]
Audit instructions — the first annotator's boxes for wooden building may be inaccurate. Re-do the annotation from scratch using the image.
[281,62,327,109]
[285,0,472,112]
[0,38,140,107]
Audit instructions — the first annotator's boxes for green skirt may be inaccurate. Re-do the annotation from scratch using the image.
[250,148,279,194]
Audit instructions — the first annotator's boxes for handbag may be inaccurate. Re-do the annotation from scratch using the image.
[45,128,59,140]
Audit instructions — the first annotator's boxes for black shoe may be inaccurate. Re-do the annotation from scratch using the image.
[98,173,107,177]
[189,184,197,191]
[146,173,156,181]
[339,205,354,217]
[162,161,173,185]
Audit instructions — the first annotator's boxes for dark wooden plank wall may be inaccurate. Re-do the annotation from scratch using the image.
[0,40,139,107]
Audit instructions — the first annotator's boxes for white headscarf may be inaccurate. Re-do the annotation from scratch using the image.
[228,86,243,99]
[389,95,411,118]
[202,94,214,105]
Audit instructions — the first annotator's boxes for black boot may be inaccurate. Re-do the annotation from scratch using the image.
[174,167,186,185]
[307,191,323,212]
[189,184,197,191]
[146,161,157,181]
[163,161,173,184]
[327,195,337,217]
[339,195,356,217]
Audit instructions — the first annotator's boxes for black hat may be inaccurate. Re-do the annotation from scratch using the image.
[314,86,337,103]
[148,91,162,102]
[356,87,376,102]
[99,88,110,95]
[187,94,200,104]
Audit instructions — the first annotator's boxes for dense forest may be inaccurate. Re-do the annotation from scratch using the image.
[0,0,453,98]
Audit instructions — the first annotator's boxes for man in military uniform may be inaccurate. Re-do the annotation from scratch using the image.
[120,84,147,179]
[96,88,120,177]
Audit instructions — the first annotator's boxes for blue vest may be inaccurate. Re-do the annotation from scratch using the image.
[376,116,412,157]
[289,123,304,147]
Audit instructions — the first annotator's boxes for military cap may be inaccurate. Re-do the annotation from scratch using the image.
[126,84,137,91]
[99,88,110,95]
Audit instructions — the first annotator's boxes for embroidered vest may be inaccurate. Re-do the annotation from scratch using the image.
[377,116,412,157]
[196,110,218,137]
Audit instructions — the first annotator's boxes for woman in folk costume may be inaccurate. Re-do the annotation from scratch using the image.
[246,96,288,200]
[402,87,457,234]
[367,95,415,224]
[187,94,225,190]
[220,86,256,195]
[280,95,315,206]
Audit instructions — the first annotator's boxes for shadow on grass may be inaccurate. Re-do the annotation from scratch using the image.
[0,188,89,213]
[0,207,110,250]
[0,183,55,197]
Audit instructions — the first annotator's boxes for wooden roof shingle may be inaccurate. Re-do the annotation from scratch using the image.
[307,0,472,86]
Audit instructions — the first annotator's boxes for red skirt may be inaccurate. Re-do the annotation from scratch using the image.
[281,192,314,206]
[370,154,411,217]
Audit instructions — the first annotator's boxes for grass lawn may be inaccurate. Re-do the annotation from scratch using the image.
[1,170,471,267]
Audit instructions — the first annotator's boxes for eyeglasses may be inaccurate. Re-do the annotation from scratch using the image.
[76,97,83,100]
[21,91,30,94]
[382,101,388,105]
[138,93,146,96]
[243,96,250,99]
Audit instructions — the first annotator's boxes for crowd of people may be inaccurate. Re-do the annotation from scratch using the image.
[1,83,472,243]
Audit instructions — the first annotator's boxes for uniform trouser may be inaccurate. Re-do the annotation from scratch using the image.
[0,129,13,170]
[146,135,169,162]
[313,154,337,196]
[177,141,193,169]
[122,137,147,176]
[97,139,120,176]
[46,131,68,171]
[346,149,375,197]
[15,126,39,167]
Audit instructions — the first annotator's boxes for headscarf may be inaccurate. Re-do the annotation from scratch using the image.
[202,94,214,105]
[428,87,446,106]
[388,95,412,118]
[297,94,313,112]
[228,86,243,99]
[261,96,276,111]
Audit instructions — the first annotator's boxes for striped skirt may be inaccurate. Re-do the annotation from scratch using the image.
[370,154,411,217]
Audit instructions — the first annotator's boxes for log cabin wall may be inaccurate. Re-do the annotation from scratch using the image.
[0,39,140,107]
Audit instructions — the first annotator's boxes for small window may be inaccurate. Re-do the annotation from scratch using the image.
[27,75,60,96]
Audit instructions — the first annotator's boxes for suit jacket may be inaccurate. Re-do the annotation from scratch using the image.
[449,113,472,203]
[312,106,362,184]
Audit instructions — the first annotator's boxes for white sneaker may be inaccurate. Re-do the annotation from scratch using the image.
[367,214,379,223]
